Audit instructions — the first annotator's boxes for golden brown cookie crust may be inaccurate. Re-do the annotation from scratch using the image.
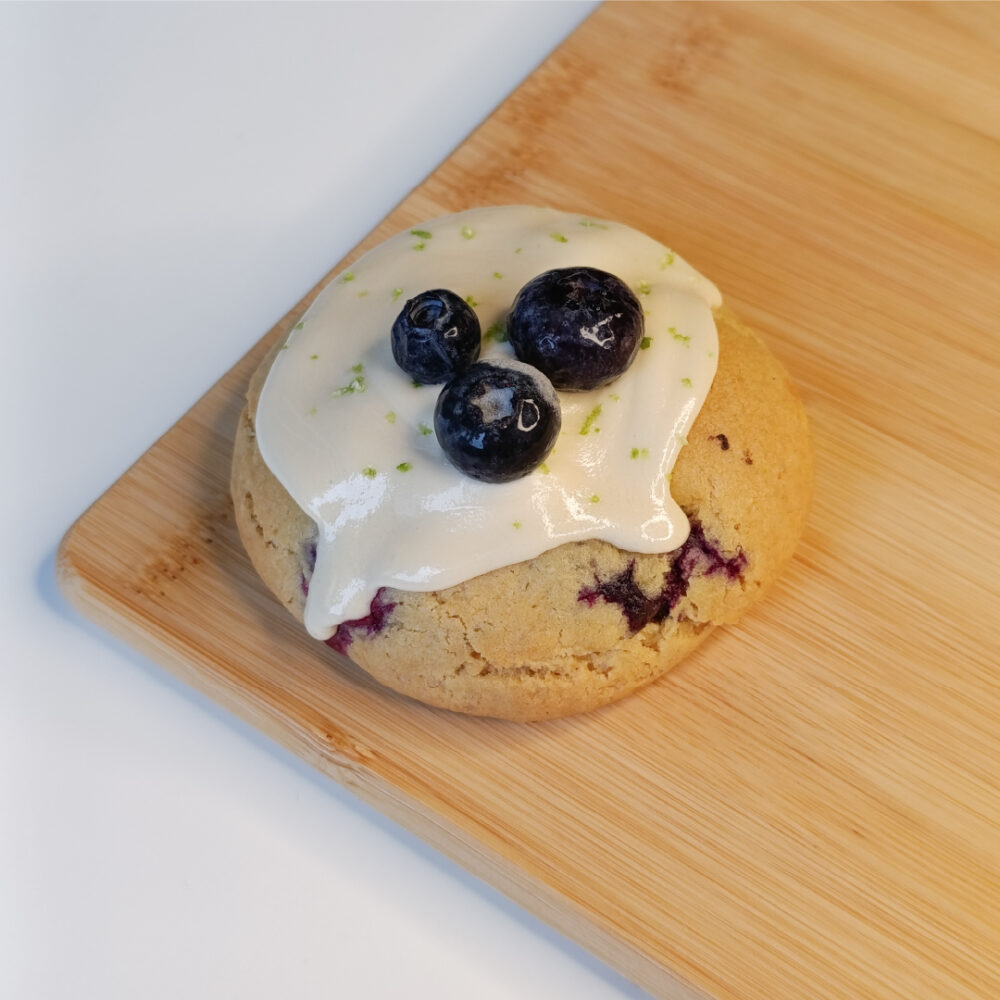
[231,306,812,721]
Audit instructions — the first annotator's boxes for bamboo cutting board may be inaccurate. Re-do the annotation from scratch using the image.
[58,4,1000,998]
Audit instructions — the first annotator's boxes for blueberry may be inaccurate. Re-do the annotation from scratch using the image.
[391,289,481,384]
[508,267,644,390]
[433,359,561,483]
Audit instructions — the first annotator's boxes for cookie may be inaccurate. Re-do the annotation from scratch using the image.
[232,300,812,722]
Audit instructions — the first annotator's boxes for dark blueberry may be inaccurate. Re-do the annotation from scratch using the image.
[391,289,481,384]
[326,588,397,654]
[508,267,644,390]
[433,359,560,483]
[577,519,747,632]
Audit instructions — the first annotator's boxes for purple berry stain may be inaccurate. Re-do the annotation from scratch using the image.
[300,539,318,596]
[578,520,747,632]
[326,588,397,654]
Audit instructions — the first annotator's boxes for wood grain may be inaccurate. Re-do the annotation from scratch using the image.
[58,4,1000,998]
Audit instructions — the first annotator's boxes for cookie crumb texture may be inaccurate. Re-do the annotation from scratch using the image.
[231,307,812,721]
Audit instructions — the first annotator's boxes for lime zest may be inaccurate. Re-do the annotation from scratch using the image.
[461,225,475,240]
[550,232,568,243]
[385,411,396,424]
[391,287,404,301]
[410,229,432,239]
[670,326,691,346]
[396,462,412,472]
[640,336,652,350]
[637,280,651,296]
[579,218,608,229]
[681,377,692,387]
[580,404,602,435]
[362,467,377,478]
[465,294,479,308]
[341,271,355,283]
[485,321,508,343]
[659,252,675,268]
[332,363,366,396]
[417,422,433,436]
[589,494,600,504]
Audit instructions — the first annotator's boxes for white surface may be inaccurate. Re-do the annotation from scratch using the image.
[1,3,657,999]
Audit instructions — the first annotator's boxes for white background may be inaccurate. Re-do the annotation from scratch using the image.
[1,3,659,998]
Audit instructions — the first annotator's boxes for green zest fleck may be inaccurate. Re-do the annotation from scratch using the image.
[465,294,479,308]
[513,521,522,530]
[707,350,715,358]
[579,218,608,229]
[410,229,432,239]
[294,321,304,330]
[413,241,426,251]
[609,393,620,402]
[580,404,602,435]
[341,271,355,283]
[637,280,651,296]
[307,405,317,416]
[412,379,422,388]
[280,343,290,351]
[385,411,397,424]
[539,462,550,475]
[670,326,691,346]
[640,336,652,350]
[332,374,366,396]
[680,377,692,387]
[659,252,675,268]
[332,363,366,396]
[514,247,522,254]
[461,225,475,240]
[550,232,568,243]
[309,353,318,360]
[485,321,508,343]
[630,447,649,460]
[357,289,369,298]
[362,467,377,479]
[589,494,600,504]
[418,422,433,436]
[391,287,403,301]
[492,271,503,280]
[396,462,412,472]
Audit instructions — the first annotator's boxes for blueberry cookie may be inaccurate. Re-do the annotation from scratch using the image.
[231,207,812,721]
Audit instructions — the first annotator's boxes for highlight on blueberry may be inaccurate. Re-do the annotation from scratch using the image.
[433,359,561,483]
[391,289,481,384]
[508,266,644,390]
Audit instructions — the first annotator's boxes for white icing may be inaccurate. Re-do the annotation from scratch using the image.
[256,206,721,639]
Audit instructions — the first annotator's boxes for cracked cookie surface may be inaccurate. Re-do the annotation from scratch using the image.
[231,306,812,721]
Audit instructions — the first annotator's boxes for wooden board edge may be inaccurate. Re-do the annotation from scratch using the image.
[55,537,713,1000]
